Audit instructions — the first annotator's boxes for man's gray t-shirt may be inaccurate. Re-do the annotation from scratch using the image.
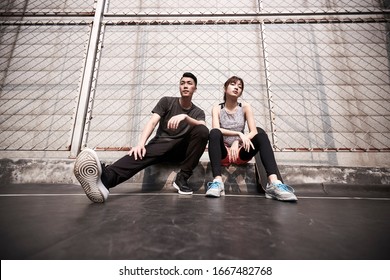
[151,96,205,140]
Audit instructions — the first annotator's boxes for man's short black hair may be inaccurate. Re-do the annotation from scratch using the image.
[182,72,197,86]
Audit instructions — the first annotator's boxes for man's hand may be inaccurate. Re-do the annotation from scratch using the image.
[167,114,187,130]
[128,145,146,160]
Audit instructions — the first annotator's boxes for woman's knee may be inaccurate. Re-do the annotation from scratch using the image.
[256,127,266,135]
[209,128,222,139]
[253,127,271,145]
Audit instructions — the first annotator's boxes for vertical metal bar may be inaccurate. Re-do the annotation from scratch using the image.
[259,19,278,150]
[70,0,106,157]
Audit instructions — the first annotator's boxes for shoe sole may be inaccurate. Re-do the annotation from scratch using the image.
[173,182,193,195]
[265,193,298,201]
[205,193,221,198]
[74,148,109,203]
[205,189,225,198]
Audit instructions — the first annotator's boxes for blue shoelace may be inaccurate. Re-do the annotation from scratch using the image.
[207,181,221,190]
[275,183,295,193]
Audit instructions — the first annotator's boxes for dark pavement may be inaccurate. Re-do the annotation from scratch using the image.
[0,183,389,260]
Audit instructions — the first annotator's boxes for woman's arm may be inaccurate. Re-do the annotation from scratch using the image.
[243,102,258,140]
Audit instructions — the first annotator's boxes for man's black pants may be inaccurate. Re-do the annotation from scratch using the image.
[101,125,209,189]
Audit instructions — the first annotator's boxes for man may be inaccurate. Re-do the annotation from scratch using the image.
[74,72,209,203]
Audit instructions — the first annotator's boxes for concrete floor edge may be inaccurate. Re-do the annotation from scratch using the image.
[0,157,389,187]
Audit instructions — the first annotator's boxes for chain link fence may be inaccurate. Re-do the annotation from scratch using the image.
[265,20,390,151]
[85,23,269,149]
[0,22,91,150]
[0,0,95,15]
[0,0,389,154]
[104,0,386,15]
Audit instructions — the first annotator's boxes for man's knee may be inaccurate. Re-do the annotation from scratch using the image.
[192,124,209,140]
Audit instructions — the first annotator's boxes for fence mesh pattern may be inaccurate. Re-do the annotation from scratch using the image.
[0,0,389,153]
[0,0,95,15]
[0,24,90,150]
[105,0,385,15]
[265,22,390,151]
[86,24,269,148]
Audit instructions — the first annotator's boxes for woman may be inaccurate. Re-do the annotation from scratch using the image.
[206,76,297,201]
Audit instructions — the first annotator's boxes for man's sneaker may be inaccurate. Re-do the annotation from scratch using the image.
[74,148,109,203]
[173,172,193,195]
[265,181,297,201]
[205,180,225,198]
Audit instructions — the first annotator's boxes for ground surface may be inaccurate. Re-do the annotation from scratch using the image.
[1,183,389,260]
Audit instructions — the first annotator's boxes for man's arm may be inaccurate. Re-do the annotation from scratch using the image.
[167,114,206,130]
[128,113,161,160]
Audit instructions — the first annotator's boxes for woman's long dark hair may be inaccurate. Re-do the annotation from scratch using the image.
[223,76,244,102]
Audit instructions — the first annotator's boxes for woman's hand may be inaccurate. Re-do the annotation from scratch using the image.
[229,141,240,162]
[239,133,254,152]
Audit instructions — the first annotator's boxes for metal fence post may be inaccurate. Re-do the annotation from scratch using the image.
[70,0,106,157]
[260,22,278,150]
[258,0,278,150]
